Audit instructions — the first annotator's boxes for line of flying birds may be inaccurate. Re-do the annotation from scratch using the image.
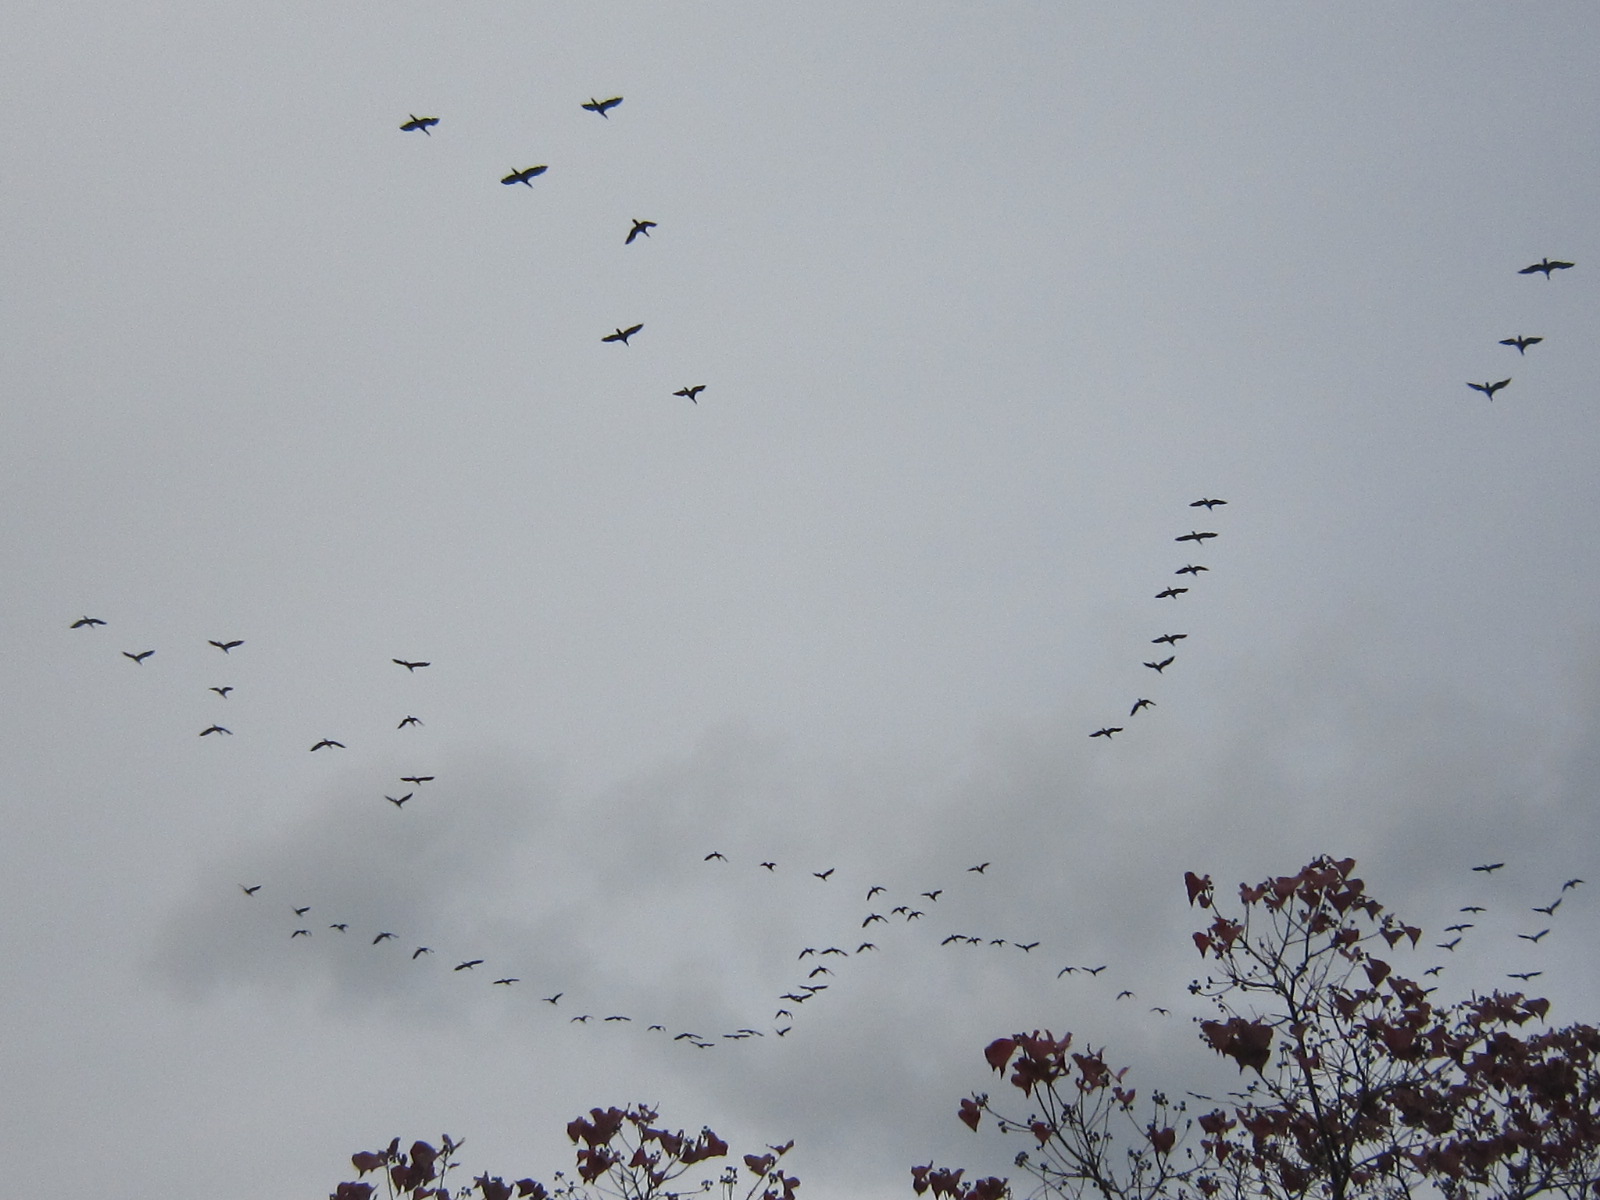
[399,97,707,407]
[1465,258,1576,402]
[1089,497,1228,741]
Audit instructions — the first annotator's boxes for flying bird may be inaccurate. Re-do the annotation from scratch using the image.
[542,993,562,1005]
[1562,878,1584,890]
[866,885,886,898]
[329,924,347,932]
[493,978,519,986]
[501,165,548,186]
[857,943,876,952]
[1144,656,1175,673]
[1437,937,1461,951]
[199,725,231,737]
[1517,929,1550,943]
[309,739,345,751]
[582,96,623,117]
[1190,498,1227,510]
[1533,898,1562,916]
[1499,335,1543,354]
[400,114,439,134]
[1130,699,1155,717]
[209,639,243,653]
[400,776,434,785]
[1508,971,1544,981]
[1472,863,1506,874]
[570,1015,590,1023]
[1176,531,1218,544]
[372,932,395,944]
[1014,942,1039,953]
[1460,906,1487,913]
[412,947,432,959]
[210,686,233,698]
[454,960,484,971]
[760,862,776,871]
[602,323,643,345]
[863,914,886,927]
[968,863,989,873]
[1090,727,1122,739]
[1518,258,1574,278]
[626,219,657,244]
[123,650,154,664]
[813,868,835,881]
[397,716,422,729]
[239,884,261,896]
[704,851,727,861]
[1175,564,1208,576]
[1082,965,1108,976]
[1155,587,1188,599]
[673,385,706,403]
[291,929,310,938]
[1152,633,1187,645]
[386,794,412,808]
[70,616,106,628]
[292,906,310,916]
[1467,379,1511,400]
[921,890,942,902]
[393,659,430,671]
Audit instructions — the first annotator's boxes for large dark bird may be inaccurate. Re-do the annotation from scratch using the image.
[393,659,431,671]
[310,739,345,751]
[1190,498,1227,510]
[387,793,412,808]
[968,862,989,873]
[1155,587,1188,599]
[70,616,106,628]
[210,686,233,698]
[602,324,643,345]
[413,947,432,959]
[240,884,262,896]
[582,96,623,117]
[501,165,548,186]
[397,715,422,729]
[704,851,727,861]
[813,868,835,881]
[1175,564,1208,576]
[199,725,232,737]
[1534,898,1562,915]
[673,385,705,403]
[1152,633,1187,645]
[400,115,439,134]
[1089,726,1123,739]
[1467,379,1511,400]
[1519,258,1574,278]
[1144,656,1175,673]
[400,775,434,785]
[372,932,395,944]
[1517,929,1550,943]
[123,650,154,664]
[454,959,483,971]
[1500,335,1543,354]
[1130,698,1155,716]
[1472,862,1506,874]
[1176,531,1218,544]
[626,219,656,244]
[209,639,243,653]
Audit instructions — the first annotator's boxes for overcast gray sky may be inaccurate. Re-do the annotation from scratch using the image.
[4,4,1599,1198]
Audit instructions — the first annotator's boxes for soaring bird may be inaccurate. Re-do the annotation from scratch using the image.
[412,947,432,959]
[1437,937,1461,951]
[1144,656,1175,673]
[921,890,942,902]
[293,906,311,916]
[1130,698,1155,716]
[673,385,706,403]
[1500,335,1543,354]
[1176,531,1218,544]
[813,868,835,881]
[1508,971,1543,981]
[1534,898,1563,916]
[1175,564,1208,576]
[704,851,727,862]
[862,913,886,927]
[386,793,412,808]
[70,616,106,628]
[1563,878,1584,890]
[393,659,430,671]
[1472,863,1506,874]
[209,639,243,653]
[397,715,422,729]
[867,885,886,898]
[1460,905,1486,913]
[602,324,643,345]
[309,739,345,751]
[1014,942,1039,953]
[1152,633,1187,645]
[1517,929,1550,943]
[968,863,990,873]
[454,959,484,971]
[626,219,657,244]
[240,884,262,896]
[400,775,434,785]
[542,993,562,1005]
[582,96,623,117]
[292,929,310,938]
[1190,498,1227,510]
[501,165,548,186]
[199,725,232,737]
[123,650,154,664]
[400,114,439,134]
[493,978,519,986]
[1090,726,1123,739]
[329,923,347,932]
[1468,379,1511,400]
[760,862,776,870]
[372,932,396,944]
[1155,587,1188,599]
[210,686,233,698]
[1519,258,1574,278]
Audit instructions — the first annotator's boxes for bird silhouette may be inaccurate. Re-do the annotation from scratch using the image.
[1460,905,1487,913]
[1176,531,1218,544]
[372,933,395,944]
[123,650,154,664]
[813,868,835,881]
[1519,258,1574,278]
[602,324,643,345]
[292,906,310,916]
[199,725,232,736]
[921,890,942,902]
[493,978,518,986]
[397,716,422,729]
[1014,942,1039,953]
[1175,564,1208,576]
[1517,929,1550,943]
[862,914,886,926]
[1155,587,1188,599]
[1562,878,1584,890]
[1082,965,1108,975]
[704,851,727,861]
[1437,937,1461,951]
[412,947,432,959]
[1508,971,1543,981]
[291,929,310,938]
[673,385,706,402]
[866,885,886,898]
[542,993,562,1005]
[393,659,430,671]
[1190,498,1227,510]
[209,639,243,653]
[1468,379,1511,400]
[400,776,434,785]
[501,166,547,186]
[70,617,106,628]
[240,884,261,896]
[582,96,623,117]
[1090,727,1122,739]
[310,739,345,751]
[1500,335,1543,354]
[1130,699,1155,716]
[857,942,876,952]
[329,924,347,932]
[1472,863,1506,874]
[1533,898,1562,916]
[386,794,412,808]
[760,862,776,871]
[454,959,483,971]
[400,114,439,134]
[626,219,657,244]
[968,862,990,873]
[210,686,233,698]
[1152,633,1187,645]
[1144,656,1175,673]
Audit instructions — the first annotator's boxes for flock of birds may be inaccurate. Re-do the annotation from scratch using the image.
[400,97,707,405]
[1088,498,1229,741]
[1465,258,1577,401]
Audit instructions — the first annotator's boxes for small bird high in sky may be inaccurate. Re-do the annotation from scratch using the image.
[501,165,548,186]
[602,324,643,345]
[1468,379,1511,400]
[1518,258,1574,278]
[626,219,656,244]
[400,115,439,134]
[1499,335,1542,354]
[582,96,623,117]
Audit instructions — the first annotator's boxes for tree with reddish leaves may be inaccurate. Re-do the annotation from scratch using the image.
[928,856,1600,1200]
[332,1105,797,1200]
